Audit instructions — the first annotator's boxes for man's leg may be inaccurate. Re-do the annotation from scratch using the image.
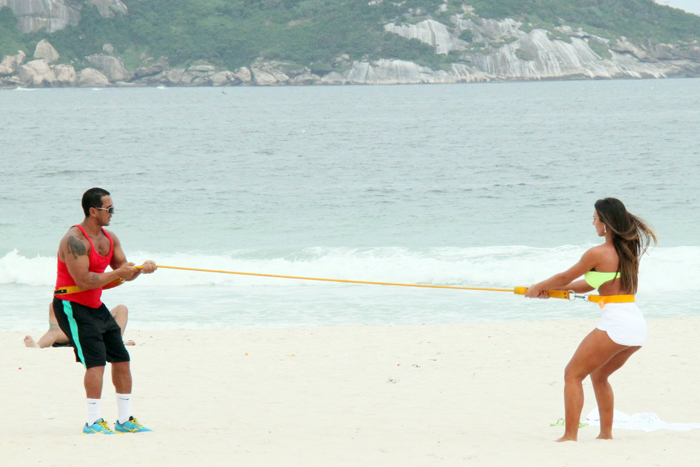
[85,366,106,399]
[84,366,108,429]
[112,361,152,431]
[105,308,150,432]
[112,361,132,394]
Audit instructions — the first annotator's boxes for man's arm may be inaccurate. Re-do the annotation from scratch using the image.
[109,231,157,281]
[61,229,136,290]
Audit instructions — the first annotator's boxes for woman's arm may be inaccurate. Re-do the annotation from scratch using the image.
[555,279,595,294]
[525,248,600,298]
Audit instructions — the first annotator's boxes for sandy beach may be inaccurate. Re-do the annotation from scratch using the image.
[2,318,699,466]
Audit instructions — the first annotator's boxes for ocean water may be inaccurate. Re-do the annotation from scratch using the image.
[1,79,699,330]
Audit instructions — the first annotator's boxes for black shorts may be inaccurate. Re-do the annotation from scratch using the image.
[53,298,130,369]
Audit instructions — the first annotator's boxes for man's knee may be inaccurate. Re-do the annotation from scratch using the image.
[112,361,131,372]
[86,365,106,376]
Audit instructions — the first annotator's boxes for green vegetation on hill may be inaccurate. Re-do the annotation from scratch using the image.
[1,0,699,72]
[0,7,25,56]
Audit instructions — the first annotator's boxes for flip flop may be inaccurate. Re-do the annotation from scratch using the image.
[550,418,588,427]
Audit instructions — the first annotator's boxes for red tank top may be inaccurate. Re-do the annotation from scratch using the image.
[55,225,114,308]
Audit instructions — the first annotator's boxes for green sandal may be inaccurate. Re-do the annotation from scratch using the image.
[550,418,588,427]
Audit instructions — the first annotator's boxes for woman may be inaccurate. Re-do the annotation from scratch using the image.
[525,198,657,442]
[24,302,135,348]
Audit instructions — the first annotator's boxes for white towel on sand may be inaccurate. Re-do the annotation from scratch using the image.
[586,408,700,432]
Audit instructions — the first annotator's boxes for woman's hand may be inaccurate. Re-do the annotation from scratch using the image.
[524,285,550,299]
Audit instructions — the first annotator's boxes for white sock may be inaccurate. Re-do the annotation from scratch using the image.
[116,393,131,424]
[87,398,101,426]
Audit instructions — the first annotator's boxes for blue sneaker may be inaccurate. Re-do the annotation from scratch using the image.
[83,418,114,435]
[115,416,152,433]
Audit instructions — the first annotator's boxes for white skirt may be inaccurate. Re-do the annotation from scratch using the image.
[597,302,647,346]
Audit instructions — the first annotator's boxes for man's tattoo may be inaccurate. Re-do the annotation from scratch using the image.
[67,236,87,260]
[91,273,99,283]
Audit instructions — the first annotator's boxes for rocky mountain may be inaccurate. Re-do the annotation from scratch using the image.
[0,0,126,33]
[1,0,699,88]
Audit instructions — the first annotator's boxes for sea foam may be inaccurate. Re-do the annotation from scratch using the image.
[2,245,696,294]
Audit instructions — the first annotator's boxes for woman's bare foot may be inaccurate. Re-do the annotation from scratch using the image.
[125,340,136,346]
[596,434,613,440]
[24,336,39,348]
[555,436,577,442]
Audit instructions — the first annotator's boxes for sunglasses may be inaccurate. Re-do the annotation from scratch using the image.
[95,206,115,214]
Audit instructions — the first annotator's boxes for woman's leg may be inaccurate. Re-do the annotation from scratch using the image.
[558,329,628,442]
[36,327,70,348]
[590,346,640,440]
[25,303,70,348]
[110,305,128,334]
[110,305,135,345]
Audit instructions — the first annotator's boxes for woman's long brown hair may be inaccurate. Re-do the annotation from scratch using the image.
[594,198,658,294]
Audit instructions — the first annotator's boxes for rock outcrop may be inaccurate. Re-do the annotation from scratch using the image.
[86,0,127,18]
[182,65,216,85]
[53,64,77,85]
[0,0,126,33]
[1,5,700,88]
[34,39,60,63]
[251,66,289,86]
[342,59,488,84]
[383,17,694,81]
[78,68,110,87]
[86,54,132,82]
[18,59,57,86]
[0,0,81,33]
[0,51,25,76]
[385,19,457,55]
[234,67,252,84]
[209,71,237,86]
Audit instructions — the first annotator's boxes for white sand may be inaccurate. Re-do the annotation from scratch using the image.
[2,318,699,466]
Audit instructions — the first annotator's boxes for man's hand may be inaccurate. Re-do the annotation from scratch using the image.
[140,260,157,274]
[116,262,139,280]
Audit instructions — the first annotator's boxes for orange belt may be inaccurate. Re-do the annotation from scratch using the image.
[54,278,125,296]
[587,294,635,308]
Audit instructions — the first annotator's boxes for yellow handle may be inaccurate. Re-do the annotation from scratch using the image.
[546,290,571,300]
[513,287,571,300]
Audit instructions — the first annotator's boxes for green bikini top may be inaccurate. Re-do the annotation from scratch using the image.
[584,270,621,289]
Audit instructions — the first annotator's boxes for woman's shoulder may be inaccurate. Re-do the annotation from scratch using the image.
[583,243,617,266]
[584,243,605,255]
[582,243,615,260]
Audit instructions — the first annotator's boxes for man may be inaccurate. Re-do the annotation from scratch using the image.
[24,303,134,348]
[53,187,156,434]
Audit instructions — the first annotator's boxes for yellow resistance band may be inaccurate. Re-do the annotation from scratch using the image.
[157,264,572,299]
[55,264,573,300]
